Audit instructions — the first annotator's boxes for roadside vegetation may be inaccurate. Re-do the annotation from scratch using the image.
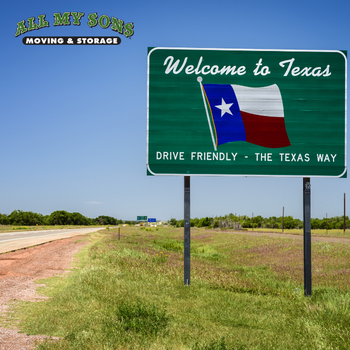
[9,226,350,349]
[1,210,349,233]
[0,210,122,226]
[170,213,350,231]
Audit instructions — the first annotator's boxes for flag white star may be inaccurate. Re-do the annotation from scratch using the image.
[215,98,233,117]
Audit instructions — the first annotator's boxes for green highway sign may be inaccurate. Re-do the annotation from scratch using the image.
[147,48,347,177]
[137,216,147,221]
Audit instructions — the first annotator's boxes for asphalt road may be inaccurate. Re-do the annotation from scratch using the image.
[0,227,104,254]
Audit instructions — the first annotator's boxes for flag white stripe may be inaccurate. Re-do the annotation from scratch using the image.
[230,84,284,118]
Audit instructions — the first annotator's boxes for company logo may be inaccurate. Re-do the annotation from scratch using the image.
[15,12,134,45]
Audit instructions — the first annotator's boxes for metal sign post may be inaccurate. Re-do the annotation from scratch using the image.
[303,178,312,296]
[184,176,191,286]
[344,193,346,232]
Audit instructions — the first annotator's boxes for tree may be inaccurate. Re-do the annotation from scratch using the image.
[254,215,264,228]
[311,218,320,229]
[241,219,251,228]
[197,217,212,227]
[70,212,91,225]
[213,219,220,228]
[8,210,45,226]
[346,219,350,229]
[169,218,177,226]
[0,213,8,225]
[178,219,184,227]
[46,210,71,225]
[93,215,117,225]
[284,216,297,229]
[191,218,200,227]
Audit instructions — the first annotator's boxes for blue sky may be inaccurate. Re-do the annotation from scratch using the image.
[1,0,349,221]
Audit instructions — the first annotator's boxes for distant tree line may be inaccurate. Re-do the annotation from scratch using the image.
[0,210,123,226]
[169,213,350,230]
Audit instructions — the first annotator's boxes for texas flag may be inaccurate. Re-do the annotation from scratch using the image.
[201,83,291,149]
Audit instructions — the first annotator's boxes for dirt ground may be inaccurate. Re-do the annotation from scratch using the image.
[0,236,89,350]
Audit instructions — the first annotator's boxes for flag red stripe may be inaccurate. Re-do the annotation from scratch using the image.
[240,111,291,148]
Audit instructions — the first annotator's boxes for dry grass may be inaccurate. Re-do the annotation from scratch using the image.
[251,227,350,238]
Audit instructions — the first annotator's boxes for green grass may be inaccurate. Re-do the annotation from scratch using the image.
[7,227,350,349]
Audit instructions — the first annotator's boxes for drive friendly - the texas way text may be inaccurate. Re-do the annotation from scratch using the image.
[156,152,337,163]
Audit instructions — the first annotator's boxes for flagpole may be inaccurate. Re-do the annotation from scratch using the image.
[197,77,217,151]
